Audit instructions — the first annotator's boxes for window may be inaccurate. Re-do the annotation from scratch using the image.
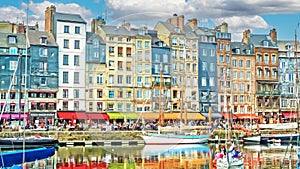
[109,91,114,98]
[264,54,269,64]
[145,64,150,73]
[94,51,99,58]
[63,89,68,98]
[74,89,79,98]
[118,91,123,98]
[74,40,80,49]
[145,41,150,48]
[74,55,79,66]
[106,75,114,85]
[137,90,142,98]
[39,48,48,57]
[137,64,142,73]
[117,75,123,84]
[239,60,243,67]
[226,55,230,63]
[272,54,276,64]
[10,61,18,70]
[233,71,237,79]
[219,55,223,62]
[97,74,103,84]
[97,90,103,98]
[39,62,48,71]
[118,61,123,70]
[64,26,69,33]
[246,60,250,68]
[74,72,79,84]
[219,43,223,50]
[40,37,47,44]
[137,51,142,60]
[63,55,69,65]
[40,77,46,85]
[118,47,123,56]
[201,77,207,86]
[8,36,16,44]
[75,26,80,34]
[89,74,92,84]
[63,72,69,83]
[63,101,68,110]
[232,59,237,67]
[209,63,214,72]
[137,41,142,48]
[172,38,177,45]
[109,60,114,68]
[202,62,207,71]
[109,46,114,53]
[137,76,142,86]
[239,72,244,79]
[126,62,132,71]
[126,75,131,84]
[225,43,230,51]
[256,54,262,62]
[63,39,69,48]
[145,51,150,61]
[209,77,214,86]
[263,41,269,47]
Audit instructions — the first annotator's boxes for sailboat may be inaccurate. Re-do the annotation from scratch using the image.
[0,21,58,150]
[141,67,211,145]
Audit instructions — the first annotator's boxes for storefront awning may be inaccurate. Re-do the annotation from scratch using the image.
[282,112,298,118]
[186,113,206,120]
[120,112,138,119]
[221,113,260,119]
[0,113,28,119]
[57,111,87,119]
[139,113,159,120]
[87,113,109,120]
[201,112,222,119]
[107,112,124,120]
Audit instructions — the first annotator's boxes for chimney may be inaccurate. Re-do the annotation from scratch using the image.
[167,14,184,31]
[242,29,251,44]
[91,16,106,33]
[215,22,228,33]
[270,28,277,42]
[123,22,131,30]
[186,18,197,29]
[45,5,56,32]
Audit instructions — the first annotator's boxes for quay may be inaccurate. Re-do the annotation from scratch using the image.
[58,140,145,147]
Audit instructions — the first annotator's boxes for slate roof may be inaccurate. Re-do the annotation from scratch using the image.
[249,34,277,47]
[277,40,300,51]
[231,42,253,55]
[183,25,198,39]
[27,30,57,46]
[156,21,185,35]
[86,32,105,44]
[148,30,169,48]
[0,33,27,48]
[54,12,86,24]
[101,25,134,36]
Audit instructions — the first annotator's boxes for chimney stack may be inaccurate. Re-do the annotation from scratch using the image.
[45,5,56,32]
[242,29,251,44]
[186,18,197,29]
[270,28,277,42]
[91,16,106,32]
[167,14,184,31]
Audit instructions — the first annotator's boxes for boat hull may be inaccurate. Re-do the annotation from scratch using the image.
[0,147,55,168]
[243,133,299,145]
[0,138,59,149]
[142,133,210,145]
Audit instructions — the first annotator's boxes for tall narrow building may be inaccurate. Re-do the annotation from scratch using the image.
[45,6,87,121]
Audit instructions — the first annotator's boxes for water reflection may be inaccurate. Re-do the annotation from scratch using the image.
[22,144,300,169]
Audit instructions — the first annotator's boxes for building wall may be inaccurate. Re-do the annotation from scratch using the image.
[55,20,86,111]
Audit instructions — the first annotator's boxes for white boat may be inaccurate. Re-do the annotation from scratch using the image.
[216,156,244,169]
[141,132,210,145]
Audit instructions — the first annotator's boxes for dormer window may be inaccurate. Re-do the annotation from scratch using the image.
[286,44,292,50]
[40,36,47,45]
[174,27,181,33]
[263,41,269,47]
[245,49,250,54]
[8,36,16,44]
[235,48,240,54]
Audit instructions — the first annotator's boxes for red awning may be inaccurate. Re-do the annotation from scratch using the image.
[221,113,260,119]
[57,112,87,119]
[87,113,109,120]
[0,113,28,119]
[40,102,46,106]
[282,112,298,118]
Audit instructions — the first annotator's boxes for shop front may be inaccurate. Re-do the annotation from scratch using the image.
[29,112,56,127]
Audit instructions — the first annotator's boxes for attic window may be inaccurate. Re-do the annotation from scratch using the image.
[8,36,16,44]
[263,41,269,47]
[40,37,47,45]
[174,27,181,33]
[235,48,240,54]
[286,44,292,50]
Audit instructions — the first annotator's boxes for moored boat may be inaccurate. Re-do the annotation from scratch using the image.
[0,135,58,149]
[141,132,210,145]
[0,147,55,168]
[243,133,299,145]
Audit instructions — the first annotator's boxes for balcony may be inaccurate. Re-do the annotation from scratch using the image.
[152,81,171,87]
[257,91,280,96]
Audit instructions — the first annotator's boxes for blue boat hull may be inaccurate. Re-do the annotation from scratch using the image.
[0,147,55,168]
[0,138,58,149]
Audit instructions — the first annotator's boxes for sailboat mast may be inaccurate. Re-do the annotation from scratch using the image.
[18,52,22,126]
[158,64,164,126]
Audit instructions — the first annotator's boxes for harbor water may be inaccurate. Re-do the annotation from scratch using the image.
[22,144,299,169]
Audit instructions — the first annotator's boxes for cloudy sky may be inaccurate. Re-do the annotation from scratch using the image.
[1,0,300,41]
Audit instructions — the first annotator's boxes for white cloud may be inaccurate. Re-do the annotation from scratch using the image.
[0,1,93,31]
